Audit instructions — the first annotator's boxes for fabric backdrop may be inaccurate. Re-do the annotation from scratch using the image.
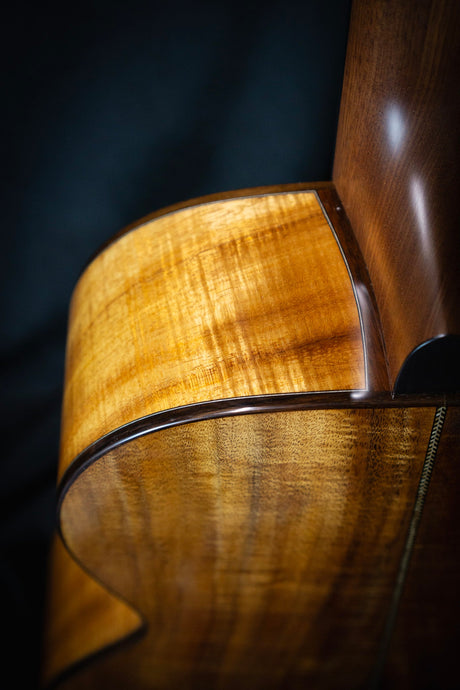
[0,1,351,686]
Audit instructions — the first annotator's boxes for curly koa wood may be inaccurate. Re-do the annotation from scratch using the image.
[57,189,366,480]
[42,184,458,689]
[50,407,435,689]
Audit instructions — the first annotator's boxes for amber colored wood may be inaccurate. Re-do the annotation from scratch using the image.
[382,406,460,689]
[47,407,434,689]
[333,0,460,390]
[42,536,142,686]
[89,182,335,266]
[58,190,366,480]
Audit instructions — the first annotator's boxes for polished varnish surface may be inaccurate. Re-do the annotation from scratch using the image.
[334,0,460,389]
[44,182,459,689]
[48,407,434,689]
[44,1,460,686]
[59,190,365,479]
[44,536,141,685]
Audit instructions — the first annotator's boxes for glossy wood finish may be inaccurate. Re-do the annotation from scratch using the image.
[42,537,142,687]
[382,406,460,689]
[333,0,460,391]
[59,190,365,480]
[317,187,389,392]
[45,2,460,685]
[87,182,335,268]
[48,407,434,689]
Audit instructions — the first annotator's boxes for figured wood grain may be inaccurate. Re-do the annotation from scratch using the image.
[58,191,365,480]
[382,406,460,689]
[333,0,460,389]
[42,537,142,687]
[49,407,434,689]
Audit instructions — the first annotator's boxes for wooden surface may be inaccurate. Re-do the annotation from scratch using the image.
[47,407,434,689]
[333,0,460,390]
[382,406,460,689]
[44,2,460,686]
[42,537,142,687]
[317,187,389,392]
[58,190,366,480]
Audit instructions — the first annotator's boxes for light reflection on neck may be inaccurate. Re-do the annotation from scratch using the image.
[410,176,431,258]
[386,104,406,154]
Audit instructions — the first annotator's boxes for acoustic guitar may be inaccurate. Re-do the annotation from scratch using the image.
[42,1,460,688]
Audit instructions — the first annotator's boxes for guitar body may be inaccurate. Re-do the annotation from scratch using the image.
[43,2,460,688]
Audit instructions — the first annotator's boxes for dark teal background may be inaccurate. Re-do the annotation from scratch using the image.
[0,1,351,685]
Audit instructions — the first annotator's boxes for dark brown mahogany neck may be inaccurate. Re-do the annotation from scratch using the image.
[333,0,460,395]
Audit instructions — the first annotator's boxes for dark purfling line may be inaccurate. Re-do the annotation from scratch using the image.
[368,405,447,689]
